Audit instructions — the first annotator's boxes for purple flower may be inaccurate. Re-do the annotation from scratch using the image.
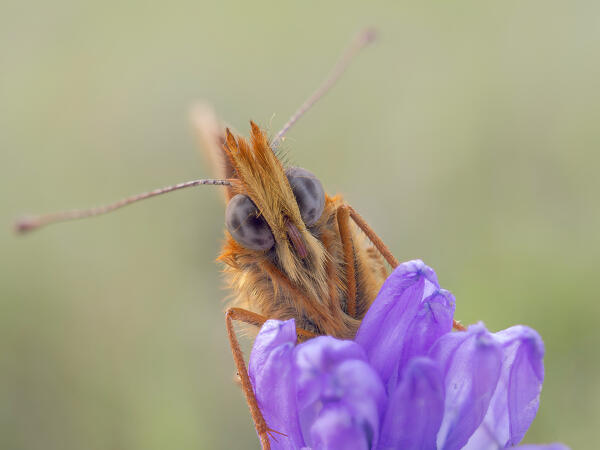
[248,260,567,450]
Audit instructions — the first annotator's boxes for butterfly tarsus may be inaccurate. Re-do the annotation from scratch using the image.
[225,307,314,449]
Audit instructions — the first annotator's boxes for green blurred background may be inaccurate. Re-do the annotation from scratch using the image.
[2,1,599,448]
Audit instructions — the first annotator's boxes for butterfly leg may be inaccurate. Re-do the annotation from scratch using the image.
[336,205,358,318]
[346,205,466,331]
[225,307,314,449]
[346,205,399,268]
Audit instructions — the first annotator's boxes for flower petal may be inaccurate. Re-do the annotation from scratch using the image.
[309,404,370,450]
[294,336,368,410]
[294,336,386,449]
[355,260,440,385]
[248,319,304,449]
[464,326,545,449]
[378,357,445,450]
[430,322,503,450]
[514,444,570,450]
[397,289,455,374]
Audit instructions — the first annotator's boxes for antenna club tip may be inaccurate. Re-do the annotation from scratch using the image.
[14,216,39,234]
[358,27,378,45]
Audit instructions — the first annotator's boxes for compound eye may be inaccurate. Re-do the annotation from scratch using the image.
[225,194,274,251]
[286,167,325,226]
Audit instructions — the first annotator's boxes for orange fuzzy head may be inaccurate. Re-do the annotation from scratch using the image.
[219,123,331,311]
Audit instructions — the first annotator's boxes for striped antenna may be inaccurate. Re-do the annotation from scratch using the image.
[15,178,231,234]
[270,27,377,149]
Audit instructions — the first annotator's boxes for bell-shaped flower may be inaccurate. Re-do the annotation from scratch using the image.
[248,260,567,450]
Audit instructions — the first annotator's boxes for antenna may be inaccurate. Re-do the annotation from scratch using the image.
[15,178,232,234]
[15,28,377,234]
[270,27,377,149]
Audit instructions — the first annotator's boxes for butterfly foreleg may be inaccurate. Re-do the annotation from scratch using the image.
[224,307,315,450]
[336,205,358,318]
